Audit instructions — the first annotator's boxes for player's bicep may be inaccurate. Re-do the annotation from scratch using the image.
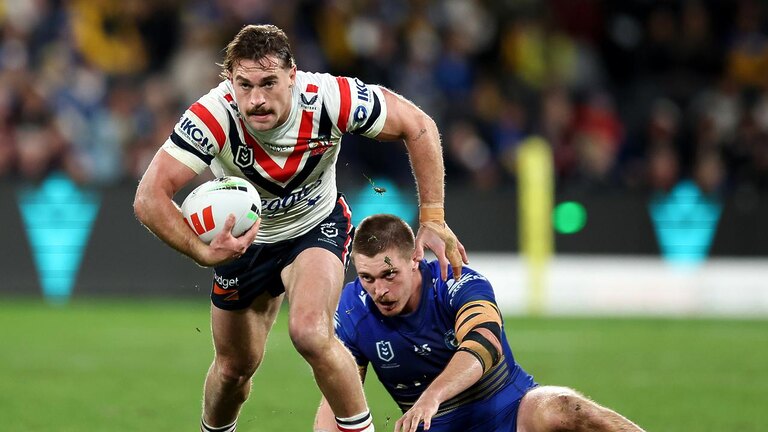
[138,149,199,201]
[454,299,503,374]
[373,88,430,142]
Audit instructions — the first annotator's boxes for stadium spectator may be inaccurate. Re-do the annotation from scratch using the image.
[2,0,768,195]
[315,214,645,432]
[133,24,467,432]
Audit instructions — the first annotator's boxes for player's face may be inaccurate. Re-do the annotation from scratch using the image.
[354,250,421,317]
[230,56,296,132]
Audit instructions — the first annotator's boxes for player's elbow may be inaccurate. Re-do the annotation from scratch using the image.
[133,183,153,225]
[408,111,436,139]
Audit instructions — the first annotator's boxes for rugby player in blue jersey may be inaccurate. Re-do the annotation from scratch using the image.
[315,214,645,432]
[135,25,467,432]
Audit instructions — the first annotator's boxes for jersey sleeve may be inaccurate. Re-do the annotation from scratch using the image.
[163,94,228,174]
[326,76,388,139]
[334,285,369,367]
[443,266,499,316]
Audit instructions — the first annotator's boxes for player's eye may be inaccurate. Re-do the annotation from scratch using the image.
[240,82,252,90]
[384,271,396,280]
[263,81,276,89]
[361,275,373,283]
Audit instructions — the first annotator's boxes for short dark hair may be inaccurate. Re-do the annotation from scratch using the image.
[352,214,415,260]
[220,24,295,78]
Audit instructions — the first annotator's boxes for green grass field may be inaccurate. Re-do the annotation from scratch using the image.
[1,299,766,431]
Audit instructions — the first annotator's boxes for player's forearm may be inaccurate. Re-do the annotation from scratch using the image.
[403,114,444,207]
[419,350,483,405]
[134,182,207,266]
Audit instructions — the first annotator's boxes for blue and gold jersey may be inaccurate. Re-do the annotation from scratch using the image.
[334,260,536,431]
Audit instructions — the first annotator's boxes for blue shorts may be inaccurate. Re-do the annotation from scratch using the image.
[210,194,354,310]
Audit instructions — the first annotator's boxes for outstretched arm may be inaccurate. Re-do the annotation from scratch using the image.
[394,351,482,432]
[133,149,258,267]
[375,88,468,280]
[395,299,504,432]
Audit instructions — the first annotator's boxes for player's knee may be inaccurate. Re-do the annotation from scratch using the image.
[539,388,591,431]
[215,355,260,387]
[288,312,332,359]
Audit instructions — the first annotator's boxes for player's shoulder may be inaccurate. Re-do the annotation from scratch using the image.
[295,70,381,101]
[425,260,494,308]
[295,70,342,93]
[424,260,488,288]
[190,80,237,120]
[335,280,374,329]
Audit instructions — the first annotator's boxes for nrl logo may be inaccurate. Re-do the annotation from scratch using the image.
[376,340,395,362]
[235,146,253,168]
[320,222,338,238]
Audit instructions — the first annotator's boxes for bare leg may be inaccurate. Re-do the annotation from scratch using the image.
[517,386,645,432]
[281,248,368,417]
[202,291,284,426]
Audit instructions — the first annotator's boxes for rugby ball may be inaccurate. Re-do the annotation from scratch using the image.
[181,176,261,244]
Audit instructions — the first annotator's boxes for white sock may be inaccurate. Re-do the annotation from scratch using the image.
[201,418,237,432]
[335,410,374,432]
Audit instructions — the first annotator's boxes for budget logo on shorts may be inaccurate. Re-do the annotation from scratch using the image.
[376,340,395,362]
[320,222,338,238]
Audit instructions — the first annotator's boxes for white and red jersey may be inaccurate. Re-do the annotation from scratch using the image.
[163,71,388,243]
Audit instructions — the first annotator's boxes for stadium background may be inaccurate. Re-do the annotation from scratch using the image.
[1,0,767,430]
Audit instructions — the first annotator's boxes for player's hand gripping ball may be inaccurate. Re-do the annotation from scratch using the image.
[181,176,261,244]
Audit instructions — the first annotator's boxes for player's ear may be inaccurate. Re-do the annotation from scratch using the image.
[289,65,296,85]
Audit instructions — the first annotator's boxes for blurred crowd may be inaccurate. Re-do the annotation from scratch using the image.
[2,0,768,196]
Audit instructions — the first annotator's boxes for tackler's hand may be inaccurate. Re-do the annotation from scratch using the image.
[413,206,468,281]
[394,393,440,432]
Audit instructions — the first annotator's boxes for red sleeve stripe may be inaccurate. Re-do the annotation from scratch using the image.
[190,102,225,151]
[336,77,351,133]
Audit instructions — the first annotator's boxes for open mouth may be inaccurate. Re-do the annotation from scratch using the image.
[378,300,397,311]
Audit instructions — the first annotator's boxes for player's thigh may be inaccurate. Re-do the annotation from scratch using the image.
[211,290,285,361]
[281,247,344,316]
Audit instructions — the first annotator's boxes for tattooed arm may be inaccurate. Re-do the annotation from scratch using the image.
[374,88,468,280]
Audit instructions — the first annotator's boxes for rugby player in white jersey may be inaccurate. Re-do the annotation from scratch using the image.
[133,24,467,432]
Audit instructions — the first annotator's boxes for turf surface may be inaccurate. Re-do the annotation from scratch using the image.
[1,299,766,431]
